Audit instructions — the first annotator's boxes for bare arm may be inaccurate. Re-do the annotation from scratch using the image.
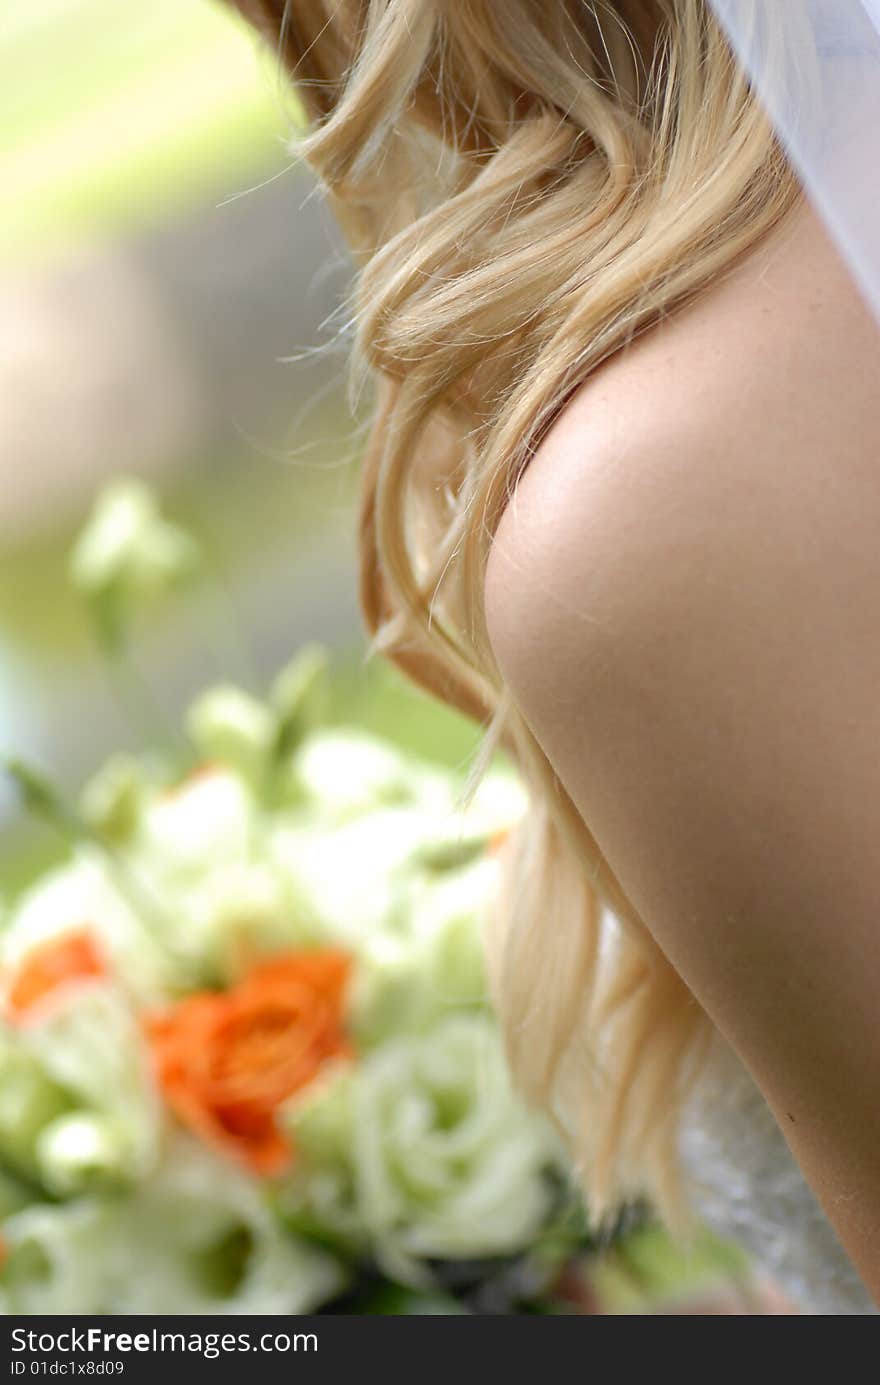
[484,196,880,1303]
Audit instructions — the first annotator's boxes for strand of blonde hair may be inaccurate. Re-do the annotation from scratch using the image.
[231,0,806,1225]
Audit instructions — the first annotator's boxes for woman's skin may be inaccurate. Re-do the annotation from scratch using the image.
[484,191,880,1305]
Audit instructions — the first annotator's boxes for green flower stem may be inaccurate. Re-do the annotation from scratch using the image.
[104,641,186,762]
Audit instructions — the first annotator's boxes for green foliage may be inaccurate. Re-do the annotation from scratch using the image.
[2,0,300,264]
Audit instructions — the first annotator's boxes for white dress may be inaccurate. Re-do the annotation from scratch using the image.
[678,1030,876,1315]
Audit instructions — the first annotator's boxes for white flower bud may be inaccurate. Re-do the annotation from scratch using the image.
[187,685,275,784]
[36,1113,133,1196]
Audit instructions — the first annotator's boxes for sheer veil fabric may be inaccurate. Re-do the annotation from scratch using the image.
[706,2,880,326]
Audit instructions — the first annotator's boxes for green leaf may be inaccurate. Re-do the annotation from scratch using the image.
[2,759,84,843]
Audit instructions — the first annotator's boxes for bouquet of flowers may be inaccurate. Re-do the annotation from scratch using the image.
[0,480,601,1316]
[0,481,753,1315]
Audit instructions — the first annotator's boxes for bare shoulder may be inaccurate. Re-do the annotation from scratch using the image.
[482,196,880,1305]
[484,195,880,686]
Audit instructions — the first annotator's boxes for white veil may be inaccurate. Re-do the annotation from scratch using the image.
[705,1,880,326]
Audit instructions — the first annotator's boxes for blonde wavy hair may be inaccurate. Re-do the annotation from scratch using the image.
[231,0,805,1224]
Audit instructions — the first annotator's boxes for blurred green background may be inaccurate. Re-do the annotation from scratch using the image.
[1,0,487,898]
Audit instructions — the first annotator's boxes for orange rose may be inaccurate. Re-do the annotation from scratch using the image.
[5,929,106,1022]
[145,950,352,1176]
